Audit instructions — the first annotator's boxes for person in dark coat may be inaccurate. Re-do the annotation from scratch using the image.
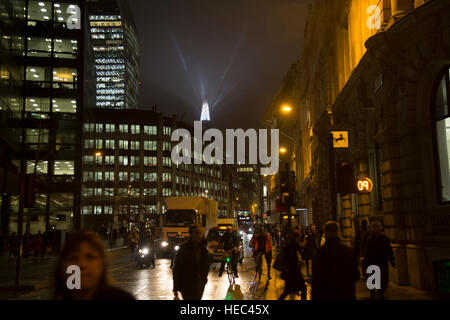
[54,230,135,300]
[278,230,307,300]
[173,225,210,300]
[364,221,395,300]
[312,221,360,300]
[301,228,318,276]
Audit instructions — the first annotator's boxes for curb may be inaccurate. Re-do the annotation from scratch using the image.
[106,246,127,252]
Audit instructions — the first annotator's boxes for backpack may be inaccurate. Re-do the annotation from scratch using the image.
[256,233,267,252]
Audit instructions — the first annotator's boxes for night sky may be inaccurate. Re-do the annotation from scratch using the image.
[130,0,309,130]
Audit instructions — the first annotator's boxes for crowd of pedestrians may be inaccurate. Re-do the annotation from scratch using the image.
[3,230,59,262]
[1,218,395,301]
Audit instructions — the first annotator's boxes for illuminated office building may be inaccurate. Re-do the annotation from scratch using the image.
[81,108,230,230]
[8,0,85,233]
[85,0,139,109]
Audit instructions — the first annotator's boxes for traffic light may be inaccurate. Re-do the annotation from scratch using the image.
[279,171,295,206]
[336,162,356,195]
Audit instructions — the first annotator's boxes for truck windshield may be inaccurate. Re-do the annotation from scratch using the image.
[164,209,196,226]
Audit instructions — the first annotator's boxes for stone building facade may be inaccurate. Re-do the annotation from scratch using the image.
[266,0,450,291]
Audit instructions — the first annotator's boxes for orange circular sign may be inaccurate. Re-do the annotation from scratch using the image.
[357,178,373,193]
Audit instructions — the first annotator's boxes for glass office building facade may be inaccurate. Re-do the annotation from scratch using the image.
[0,0,25,240]
[11,0,84,233]
[85,0,139,109]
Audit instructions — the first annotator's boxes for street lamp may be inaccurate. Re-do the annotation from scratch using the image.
[281,104,293,113]
[279,147,287,154]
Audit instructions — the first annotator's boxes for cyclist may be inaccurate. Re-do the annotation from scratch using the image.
[218,226,240,278]
[250,226,273,279]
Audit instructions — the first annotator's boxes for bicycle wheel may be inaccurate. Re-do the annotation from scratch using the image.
[226,262,234,284]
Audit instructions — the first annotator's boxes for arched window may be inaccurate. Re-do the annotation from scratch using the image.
[433,66,450,202]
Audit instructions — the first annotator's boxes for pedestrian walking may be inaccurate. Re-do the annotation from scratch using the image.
[363,221,395,300]
[278,230,307,300]
[41,231,48,258]
[173,225,210,300]
[128,228,139,260]
[112,228,118,247]
[8,232,19,260]
[311,221,360,300]
[53,230,135,300]
[301,227,318,276]
[32,231,43,263]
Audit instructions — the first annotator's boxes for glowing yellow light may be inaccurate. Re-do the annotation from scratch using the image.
[95,151,102,157]
[357,177,373,193]
[281,104,292,112]
[279,147,287,153]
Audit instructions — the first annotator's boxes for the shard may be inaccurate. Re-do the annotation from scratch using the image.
[200,98,210,121]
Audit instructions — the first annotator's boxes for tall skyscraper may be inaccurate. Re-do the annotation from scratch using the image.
[85,0,139,109]
[10,0,85,233]
[200,98,210,121]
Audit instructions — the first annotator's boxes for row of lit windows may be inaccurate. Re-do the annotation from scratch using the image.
[97,95,123,101]
[95,64,124,70]
[96,89,124,95]
[26,160,74,175]
[82,204,157,216]
[91,33,123,40]
[27,1,78,25]
[96,101,124,107]
[95,58,124,64]
[89,15,121,21]
[96,70,124,77]
[83,155,159,167]
[90,21,122,27]
[83,171,163,183]
[93,46,124,51]
[97,77,122,82]
[90,27,123,34]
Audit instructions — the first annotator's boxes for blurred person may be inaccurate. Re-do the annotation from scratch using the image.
[140,230,156,268]
[250,226,273,279]
[301,228,318,276]
[278,230,307,300]
[364,221,395,300]
[218,226,240,278]
[173,225,210,300]
[312,221,360,300]
[53,230,134,300]
[127,228,139,260]
[32,231,43,263]
[8,232,19,260]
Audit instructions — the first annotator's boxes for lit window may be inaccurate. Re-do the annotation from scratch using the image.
[434,66,450,202]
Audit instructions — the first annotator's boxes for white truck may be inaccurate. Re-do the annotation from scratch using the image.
[156,196,218,257]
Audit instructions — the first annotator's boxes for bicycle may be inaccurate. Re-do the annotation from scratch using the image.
[224,250,235,284]
[254,252,264,283]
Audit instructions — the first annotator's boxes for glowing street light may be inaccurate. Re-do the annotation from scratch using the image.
[95,151,102,157]
[279,147,287,153]
[281,104,293,113]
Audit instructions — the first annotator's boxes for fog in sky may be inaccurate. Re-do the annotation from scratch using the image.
[130,0,309,129]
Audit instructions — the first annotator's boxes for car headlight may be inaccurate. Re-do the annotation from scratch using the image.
[138,249,142,253]
[161,241,168,247]
[142,248,149,254]
[249,228,252,232]
[175,245,179,251]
